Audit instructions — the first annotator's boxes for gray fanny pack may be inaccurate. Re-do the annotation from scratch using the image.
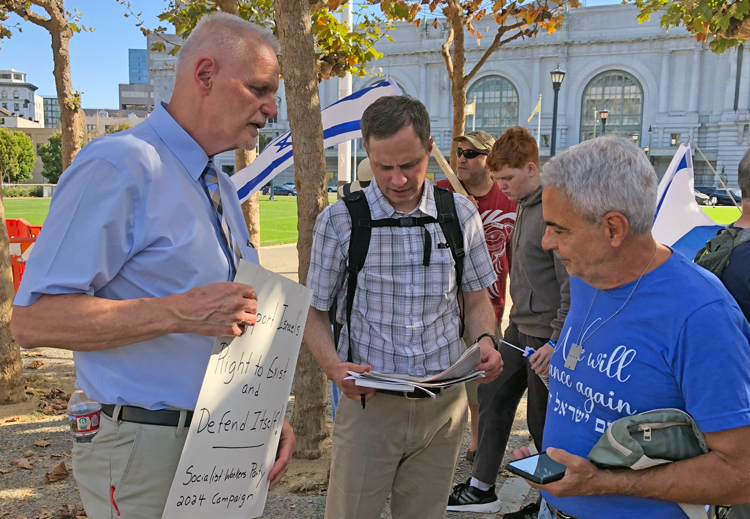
[587,408,713,519]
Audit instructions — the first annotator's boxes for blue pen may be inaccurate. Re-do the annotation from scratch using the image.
[500,339,536,358]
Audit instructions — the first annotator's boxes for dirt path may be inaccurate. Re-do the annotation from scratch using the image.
[1,349,533,519]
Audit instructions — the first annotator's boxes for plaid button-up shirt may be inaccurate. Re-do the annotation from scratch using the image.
[308,179,496,375]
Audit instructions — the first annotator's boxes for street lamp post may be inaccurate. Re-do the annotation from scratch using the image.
[647,125,653,164]
[599,109,609,135]
[550,67,566,157]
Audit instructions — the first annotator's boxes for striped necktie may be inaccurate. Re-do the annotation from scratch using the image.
[201,160,242,272]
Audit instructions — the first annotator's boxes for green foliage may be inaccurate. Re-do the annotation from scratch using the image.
[38,132,63,184]
[117,0,401,81]
[0,2,93,49]
[105,122,132,134]
[2,185,42,197]
[0,128,35,184]
[633,0,749,53]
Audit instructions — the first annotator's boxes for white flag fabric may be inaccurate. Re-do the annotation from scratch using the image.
[233,78,403,203]
[652,143,720,258]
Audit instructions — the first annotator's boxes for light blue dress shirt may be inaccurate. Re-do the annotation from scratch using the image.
[15,102,258,410]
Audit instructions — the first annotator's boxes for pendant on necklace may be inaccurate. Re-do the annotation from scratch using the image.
[564,343,584,371]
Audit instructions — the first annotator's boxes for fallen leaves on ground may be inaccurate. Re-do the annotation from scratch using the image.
[57,503,86,518]
[4,416,20,423]
[0,468,9,474]
[11,458,34,470]
[44,461,69,483]
[38,388,70,416]
[33,439,51,448]
[25,386,46,397]
[22,351,43,357]
[22,450,34,458]
[29,361,45,370]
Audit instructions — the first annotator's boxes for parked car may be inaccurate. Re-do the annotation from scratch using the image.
[694,190,710,206]
[327,183,337,192]
[282,182,296,189]
[695,185,716,196]
[261,185,297,196]
[709,188,741,206]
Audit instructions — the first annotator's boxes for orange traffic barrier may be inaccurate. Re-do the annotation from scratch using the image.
[6,218,41,294]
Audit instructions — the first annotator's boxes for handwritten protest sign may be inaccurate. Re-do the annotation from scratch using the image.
[162,260,312,519]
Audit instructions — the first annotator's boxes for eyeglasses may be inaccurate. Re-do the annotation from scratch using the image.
[456,148,488,159]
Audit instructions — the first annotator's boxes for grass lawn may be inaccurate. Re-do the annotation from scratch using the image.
[3,198,51,225]
[701,206,741,225]
[1,196,337,246]
[2,197,739,246]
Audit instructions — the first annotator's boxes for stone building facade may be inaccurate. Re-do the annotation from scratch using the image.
[153,5,749,186]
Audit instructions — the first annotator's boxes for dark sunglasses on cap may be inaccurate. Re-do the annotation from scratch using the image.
[456,148,488,159]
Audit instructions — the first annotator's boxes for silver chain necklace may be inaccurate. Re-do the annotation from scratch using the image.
[564,243,658,371]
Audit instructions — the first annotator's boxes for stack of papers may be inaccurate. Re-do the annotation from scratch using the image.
[344,343,485,397]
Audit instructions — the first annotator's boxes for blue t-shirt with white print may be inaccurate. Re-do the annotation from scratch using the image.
[542,251,750,519]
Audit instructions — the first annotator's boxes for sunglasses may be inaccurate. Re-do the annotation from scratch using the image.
[456,148,488,159]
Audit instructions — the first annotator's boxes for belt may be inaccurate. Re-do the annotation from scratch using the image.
[101,404,193,428]
[376,388,442,399]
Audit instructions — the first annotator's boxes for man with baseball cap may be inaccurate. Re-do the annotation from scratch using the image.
[437,130,517,471]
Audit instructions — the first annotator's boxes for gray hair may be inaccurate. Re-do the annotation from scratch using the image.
[541,136,657,235]
[361,96,431,150]
[176,12,278,75]
[739,147,750,200]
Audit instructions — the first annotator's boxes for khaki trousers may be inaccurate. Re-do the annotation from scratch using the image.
[72,409,188,519]
[325,384,468,519]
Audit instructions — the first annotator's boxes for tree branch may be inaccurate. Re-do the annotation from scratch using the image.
[2,0,52,30]
[464,21,527,83]
[441,25,455,78]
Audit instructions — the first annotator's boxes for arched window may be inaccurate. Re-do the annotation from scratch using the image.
[13,90,19,99]
[0,90,5,99]
[467,76,519,138]
[580,70,643,144]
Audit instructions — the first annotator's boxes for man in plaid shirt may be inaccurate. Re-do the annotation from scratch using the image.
[304,96,504,519]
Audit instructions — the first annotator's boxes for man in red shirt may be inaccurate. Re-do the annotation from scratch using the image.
[436,130,517,463]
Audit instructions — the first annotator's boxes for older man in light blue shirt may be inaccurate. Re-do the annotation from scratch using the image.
[11,13,294,519]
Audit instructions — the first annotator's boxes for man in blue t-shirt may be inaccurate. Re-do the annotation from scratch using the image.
[528,136,750,519]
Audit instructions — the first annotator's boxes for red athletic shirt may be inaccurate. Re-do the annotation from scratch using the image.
[436,179,517,323]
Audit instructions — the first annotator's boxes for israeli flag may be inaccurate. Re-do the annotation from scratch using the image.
[652,143,721,258]
[233,78,403,203]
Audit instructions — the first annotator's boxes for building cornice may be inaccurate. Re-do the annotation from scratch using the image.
[0,82,38,91]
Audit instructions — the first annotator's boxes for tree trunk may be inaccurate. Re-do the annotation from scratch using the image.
[237,149,262,257]
[275,0,329,459]
[447,3,468,172]
[50,22,84,171]
[0,178,25,404]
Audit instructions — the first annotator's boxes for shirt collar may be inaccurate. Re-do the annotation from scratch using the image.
[368,178,437,219]
[147,102,209,181]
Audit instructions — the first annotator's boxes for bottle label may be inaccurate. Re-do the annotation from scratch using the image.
[71,410,100,433]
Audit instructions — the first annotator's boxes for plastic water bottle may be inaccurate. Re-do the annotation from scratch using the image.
[67,390,101,443]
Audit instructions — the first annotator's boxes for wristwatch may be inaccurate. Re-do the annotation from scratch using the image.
[475,332,500,351]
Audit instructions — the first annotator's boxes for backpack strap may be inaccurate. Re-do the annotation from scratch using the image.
[433,186,465,336]
[342,191,372,363]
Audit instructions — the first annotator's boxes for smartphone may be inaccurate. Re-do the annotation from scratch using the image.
[506,453,567,485]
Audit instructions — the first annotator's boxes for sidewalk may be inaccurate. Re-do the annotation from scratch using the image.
[0,244,531,519]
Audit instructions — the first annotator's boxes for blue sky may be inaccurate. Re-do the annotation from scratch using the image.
[1,0,622,109]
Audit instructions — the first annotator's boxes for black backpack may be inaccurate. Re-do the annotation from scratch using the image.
[331,186,465,360]
[694,227,746,277]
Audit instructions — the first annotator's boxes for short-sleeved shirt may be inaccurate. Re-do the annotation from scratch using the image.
[436,179,517,323]
[720,230,750,322]
[541,251,750,519]
[14,102,258,411]
[307,179,496,375]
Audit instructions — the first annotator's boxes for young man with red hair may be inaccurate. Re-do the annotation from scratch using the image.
[448,127,569,513]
